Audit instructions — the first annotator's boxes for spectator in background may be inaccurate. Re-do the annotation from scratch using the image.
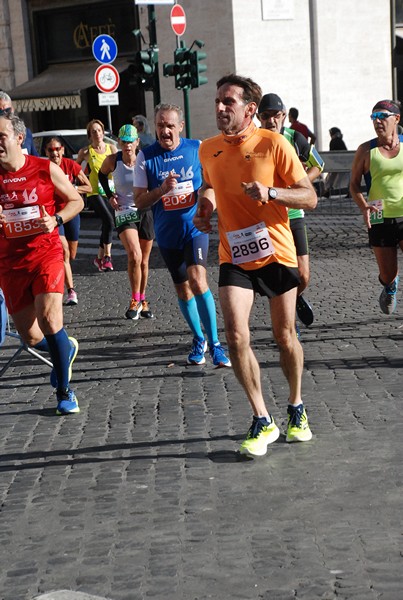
[288,107,316,144]
[323,127,349,198]
[0,91,38,155]
[132,114,155,149]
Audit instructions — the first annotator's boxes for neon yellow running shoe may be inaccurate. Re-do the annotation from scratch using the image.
[239,416,280,457]
[286,404,313,442]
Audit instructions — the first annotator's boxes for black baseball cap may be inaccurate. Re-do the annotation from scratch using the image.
[258,93,286,113]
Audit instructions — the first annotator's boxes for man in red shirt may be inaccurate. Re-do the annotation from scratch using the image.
[0,112,83,414]
[288,107,316,144]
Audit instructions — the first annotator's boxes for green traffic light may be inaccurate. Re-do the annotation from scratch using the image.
[163,63,176,77]
[188,50,208,89]
[137,49,157,77]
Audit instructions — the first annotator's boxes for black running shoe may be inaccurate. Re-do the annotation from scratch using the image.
[296,295,314,327]
[140,300,154,318]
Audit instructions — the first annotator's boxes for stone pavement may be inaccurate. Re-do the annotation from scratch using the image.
[0,201,402,600]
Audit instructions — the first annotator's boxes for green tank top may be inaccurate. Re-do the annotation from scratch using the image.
[283,127,304,220]
[368,144,403,218]
[88,144,114,197]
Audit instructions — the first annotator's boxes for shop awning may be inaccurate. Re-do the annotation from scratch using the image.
[8,59,130,112]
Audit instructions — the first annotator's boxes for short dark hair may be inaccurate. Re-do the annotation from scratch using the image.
[216,74,262,107]
[289,107,299,120]
[43,136,64,149]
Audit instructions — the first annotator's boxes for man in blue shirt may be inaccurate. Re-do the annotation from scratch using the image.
[134,103,230,368]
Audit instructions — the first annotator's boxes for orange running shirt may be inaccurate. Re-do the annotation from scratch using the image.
[199,122,307,269]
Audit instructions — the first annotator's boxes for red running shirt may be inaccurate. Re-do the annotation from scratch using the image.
[0,155,62,273]
[55,157,81,211]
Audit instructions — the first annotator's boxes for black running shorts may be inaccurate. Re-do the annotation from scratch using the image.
[116,210,155,241]
[289,217,309,256]
[368,217,403,248]
[218,261,300,298]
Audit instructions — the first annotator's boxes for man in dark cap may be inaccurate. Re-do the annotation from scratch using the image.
[350,99,402,314]
[257,93,324,331]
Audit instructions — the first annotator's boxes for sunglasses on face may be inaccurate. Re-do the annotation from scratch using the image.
[0,107,12,116]
[47,146,62,152]
[370,112,396,121]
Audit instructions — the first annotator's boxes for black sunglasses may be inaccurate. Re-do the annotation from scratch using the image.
[0,107,12,116]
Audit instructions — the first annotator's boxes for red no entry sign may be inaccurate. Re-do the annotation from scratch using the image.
[170,4,186,36]
[94,64,120,93]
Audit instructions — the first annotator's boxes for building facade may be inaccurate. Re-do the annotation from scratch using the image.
[0,0,396,151]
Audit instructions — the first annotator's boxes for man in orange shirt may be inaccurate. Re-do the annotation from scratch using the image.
[195,74,317,457]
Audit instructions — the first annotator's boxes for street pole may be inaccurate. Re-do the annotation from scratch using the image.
[391,0,398,100]
[183,87,191,138]
[148,4,161,106]
[308,0,322,149]
[106,105,113,134]
[176,39,191,138]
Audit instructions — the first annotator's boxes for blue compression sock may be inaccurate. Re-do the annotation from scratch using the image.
[33,337,50,353]
[194,289,218,345]
[178,297,204,339]
[45,328,71,392]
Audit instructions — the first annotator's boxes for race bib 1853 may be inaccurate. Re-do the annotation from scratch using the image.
[2,206,41,239]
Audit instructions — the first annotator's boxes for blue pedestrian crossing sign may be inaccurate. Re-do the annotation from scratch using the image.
[92,34,118,65]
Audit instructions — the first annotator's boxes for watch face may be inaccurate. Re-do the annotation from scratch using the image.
[269,188,277,200]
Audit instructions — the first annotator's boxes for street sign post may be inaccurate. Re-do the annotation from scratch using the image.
[98,93,119,106]
[92,34,119,132]
[170,4,186,36]
[92,34,118,65]
[94,64,120,94]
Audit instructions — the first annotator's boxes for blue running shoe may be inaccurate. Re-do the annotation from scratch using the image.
[50,336,79,389]
[379,275,399,315]
[187,337,207,365]
[56,389,80,415]
[209,342,231,368]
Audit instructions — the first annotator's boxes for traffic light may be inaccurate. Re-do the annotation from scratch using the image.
[189,50,208,89]
[163,43,208,91]
[163,47,192,90]
[130,48,158,90]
